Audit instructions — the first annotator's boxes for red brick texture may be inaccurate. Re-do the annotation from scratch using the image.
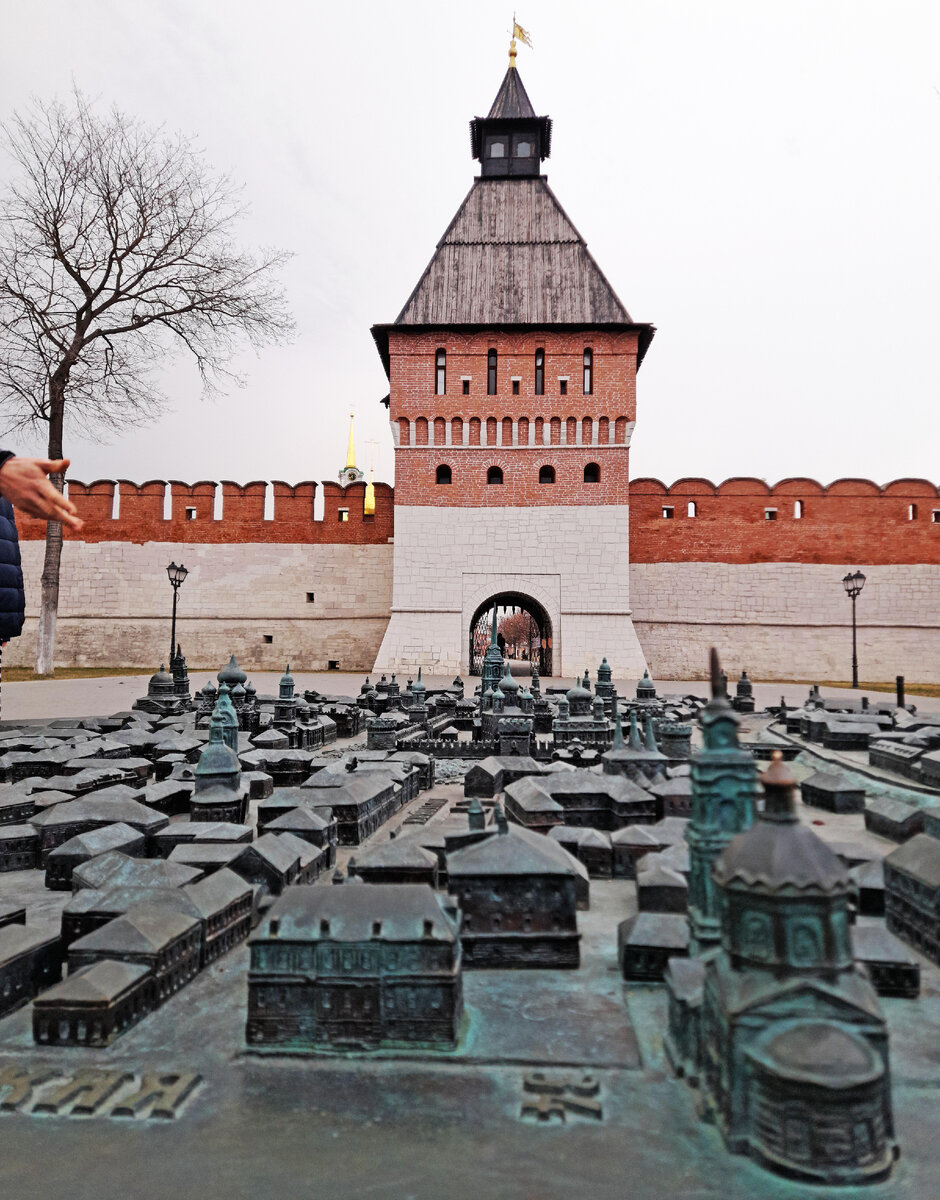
[388,329,638,508]
[629,477,940,565]
[16,480,394,545]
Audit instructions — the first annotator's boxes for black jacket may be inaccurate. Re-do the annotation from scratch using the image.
[0,451,26,641]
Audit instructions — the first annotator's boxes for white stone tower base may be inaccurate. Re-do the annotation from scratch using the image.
[372,505,649,681]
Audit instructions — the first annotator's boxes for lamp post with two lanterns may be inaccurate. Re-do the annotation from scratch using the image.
[166,561,189,663]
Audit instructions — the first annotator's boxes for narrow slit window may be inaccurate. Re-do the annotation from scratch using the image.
[535,348,544,395]
[794,500,804,519]
[462,378,470,395]
[687,500,697,517]
[932,509,940,523]
[512,379,520,395]
[909,504,918,520]
[487,349,497,396]
[559,378,568,396]
[583,348,593,394]
[435,349,446,395]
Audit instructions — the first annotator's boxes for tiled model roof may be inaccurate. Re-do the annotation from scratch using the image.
[253,883,459,943]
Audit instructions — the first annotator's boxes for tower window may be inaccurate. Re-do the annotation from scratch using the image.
[487,349,497,395]
[583,348,593,394]
[435,349,446,395]
[487,466,503,486]
[933,510,940,523]
[584,463,600,484]
[794,500,804,519]
[764,508,777,521]
[687,500,697,516]
[559,378,568,396]
[535,348,544,395]
[539,465,555,484]
[512,379,520,395]
[487,139,505,159]
[662,506,674,519]
[436,464,452,485]
[462,378,470,395]
[909,504,918,520]
[514,138,533,157]
[338,508,349,522]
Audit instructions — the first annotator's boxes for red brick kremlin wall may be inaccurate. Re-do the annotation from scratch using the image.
[18,474,939,565]
[15,479,394,545]
[629,477,940,565]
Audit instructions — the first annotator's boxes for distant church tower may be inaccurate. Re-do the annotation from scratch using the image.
[338,414,365,486]
[372,51,654,677]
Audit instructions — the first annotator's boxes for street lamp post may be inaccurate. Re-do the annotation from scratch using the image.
[166,562,189,663]
[842,570,866,688]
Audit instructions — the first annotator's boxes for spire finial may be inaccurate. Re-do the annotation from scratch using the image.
[345,412,356,470]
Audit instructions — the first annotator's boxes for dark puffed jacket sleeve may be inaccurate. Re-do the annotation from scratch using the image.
[0,452,26,640]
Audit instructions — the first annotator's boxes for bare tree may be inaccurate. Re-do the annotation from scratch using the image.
[0,89,293,673]
[498,611,539,659]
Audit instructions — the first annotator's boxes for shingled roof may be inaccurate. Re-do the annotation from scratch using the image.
[389,178,635,329]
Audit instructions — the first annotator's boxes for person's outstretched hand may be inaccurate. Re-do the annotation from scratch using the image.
[0,457,83,530]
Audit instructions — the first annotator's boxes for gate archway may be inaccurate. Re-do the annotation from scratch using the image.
[469,592,553,677]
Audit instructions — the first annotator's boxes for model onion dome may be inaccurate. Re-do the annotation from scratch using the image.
[217,655,248,689]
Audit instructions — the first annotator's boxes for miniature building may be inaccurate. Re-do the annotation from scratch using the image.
[851,924,920,999]
[149,821,253,859]
[31,796,168,859]
[731,671,754,713]
[44,822,146,889]
[552,676,612,748]
[264,807,337,869]
[0,925,63,1017]
[801,771,866,814]
[464,755,546,798]
[299,775,404,845]
[445,807,582,968]
[246,884,462,1049]
[547,826,613,878]
[71,849,202,893]
[864,796,924,842]
[618,912,689,980]
[182,868,254,965]
[68,905,203,1006]
[0,823,40,872]
[602,709,668,784]
[685,652,757,953]
[850,858,886,917]
[650,775,693,818]
[61,885,189,948]
[610,824,661,878]
[503,772,657,830]
[134,664,186,717]
[883,833,940,964]
[636,864,688,913]
[670,756,896,1185]
[33,960,154,1046]
[230,833,301,895]
[190,701,249,824]
[0,790,36,825]
[348,839,440,887]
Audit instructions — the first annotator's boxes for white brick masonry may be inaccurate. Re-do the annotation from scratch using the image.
[631,562,940,681]
[372,505,649,678]
[7,541,394,673]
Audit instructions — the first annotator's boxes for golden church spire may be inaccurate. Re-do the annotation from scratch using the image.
[345,412,357,471]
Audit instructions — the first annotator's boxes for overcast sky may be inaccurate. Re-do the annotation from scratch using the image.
[1,0,938,491]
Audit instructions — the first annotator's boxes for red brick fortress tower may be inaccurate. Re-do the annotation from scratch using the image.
[372,55,654,677]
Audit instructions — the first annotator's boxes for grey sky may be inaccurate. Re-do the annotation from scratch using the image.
[1,0,938,491]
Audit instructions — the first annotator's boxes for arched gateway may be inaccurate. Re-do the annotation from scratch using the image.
[469,592,552,676]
